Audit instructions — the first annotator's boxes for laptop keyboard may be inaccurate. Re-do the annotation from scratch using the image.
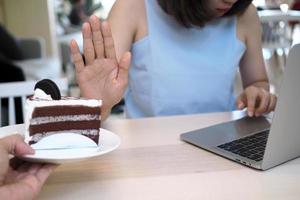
[217,130,270,162]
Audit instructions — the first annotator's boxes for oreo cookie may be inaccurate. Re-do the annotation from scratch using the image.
[34,79,61,100]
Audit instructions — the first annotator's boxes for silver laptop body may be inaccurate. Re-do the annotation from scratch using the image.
[180,44,300,170]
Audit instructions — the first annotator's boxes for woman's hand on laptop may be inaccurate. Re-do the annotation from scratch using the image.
[236,85,277,117]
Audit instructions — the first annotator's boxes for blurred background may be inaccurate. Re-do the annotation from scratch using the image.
[0,0,299,125]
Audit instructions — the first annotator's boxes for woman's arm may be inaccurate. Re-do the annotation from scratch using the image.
[239,5,269,90]
[107,0,145,61]
[70,0,142,120]
[237,5,277,117]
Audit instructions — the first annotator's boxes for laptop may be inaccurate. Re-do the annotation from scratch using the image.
[180,43,300,170]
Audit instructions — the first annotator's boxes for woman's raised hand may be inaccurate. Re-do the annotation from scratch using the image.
[70,15,131,114]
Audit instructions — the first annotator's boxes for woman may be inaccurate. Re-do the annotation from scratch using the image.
[70,0,277,120]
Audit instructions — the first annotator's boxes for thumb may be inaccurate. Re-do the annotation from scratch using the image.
[236,93,246,110]
[117,51,131,81]
[0,135,34,156]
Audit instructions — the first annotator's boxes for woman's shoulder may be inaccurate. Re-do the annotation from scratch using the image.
[237,4,261,41]
[110,0,145,20]
[109,0,146,31]
[109,0,147,43]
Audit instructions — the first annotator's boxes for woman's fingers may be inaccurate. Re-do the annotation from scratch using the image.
[102,21,117,60]
[70,41,85,72]
[236,94,246,110]
[255,90,270,116]
[73,20,117,69]
[267,94,277,113]
[245,91,257,117]
[0,135,34,156]
[70,40,85,73]
[89,15,104,59]
[82,22,95,65]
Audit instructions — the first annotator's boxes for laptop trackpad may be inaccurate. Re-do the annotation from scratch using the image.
[180,116,270,147]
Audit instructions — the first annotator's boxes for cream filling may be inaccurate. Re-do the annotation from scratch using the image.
[30,114,100,125]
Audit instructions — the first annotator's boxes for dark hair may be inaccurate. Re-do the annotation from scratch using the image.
[157,0,253,27]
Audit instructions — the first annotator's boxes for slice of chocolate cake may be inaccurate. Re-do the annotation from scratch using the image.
[24,79,102,149]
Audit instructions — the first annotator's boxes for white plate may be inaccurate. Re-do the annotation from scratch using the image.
[0,124,120,164]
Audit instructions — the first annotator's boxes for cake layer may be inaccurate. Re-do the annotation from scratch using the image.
[29,120,101,135]
[30,114,99,125]
[31,106,101,118]
[28,96,102,107]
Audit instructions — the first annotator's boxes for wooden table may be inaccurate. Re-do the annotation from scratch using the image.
[38,111,300,200]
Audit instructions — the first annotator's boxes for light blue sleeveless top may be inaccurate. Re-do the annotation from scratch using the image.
[125,0,246,118]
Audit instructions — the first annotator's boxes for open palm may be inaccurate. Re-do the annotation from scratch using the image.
[70,16,131,111]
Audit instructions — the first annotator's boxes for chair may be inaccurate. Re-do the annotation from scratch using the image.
[13,37,62,81]
[0,77,68,126]
[18,37,47,59]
